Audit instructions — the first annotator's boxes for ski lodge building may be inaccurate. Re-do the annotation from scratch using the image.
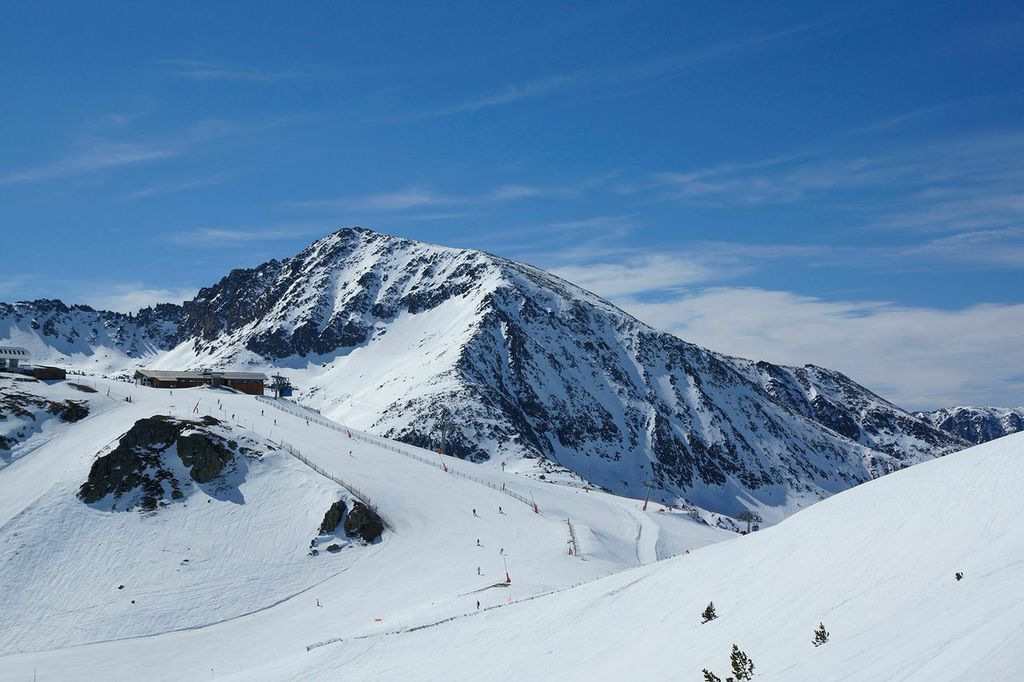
[0,346,30,370]
[0,347,67,380]
[133,369,268,395]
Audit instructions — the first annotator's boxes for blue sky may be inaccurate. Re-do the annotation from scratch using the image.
[1,0,1022,408]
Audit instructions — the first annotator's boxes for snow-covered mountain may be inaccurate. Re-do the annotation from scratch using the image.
[918,406,1024,445]
[0,227,970,521]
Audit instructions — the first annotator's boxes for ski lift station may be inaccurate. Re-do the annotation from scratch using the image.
[270,374,294,397]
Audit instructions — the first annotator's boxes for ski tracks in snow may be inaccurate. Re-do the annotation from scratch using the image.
[625,507,661,566]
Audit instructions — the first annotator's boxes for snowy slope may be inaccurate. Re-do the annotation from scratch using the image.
[262,432,1024,682]
[0,378,729,672]
[3,411,1019,681]
[0,228,970,522]
[918,405,1024,444]
[0,372,118,470]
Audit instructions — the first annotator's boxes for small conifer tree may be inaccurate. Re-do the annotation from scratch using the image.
[955,572,963,581]
[702,669,723,682]
[730,644,755,680]
[701,601,718,623]
[813,622,830,647]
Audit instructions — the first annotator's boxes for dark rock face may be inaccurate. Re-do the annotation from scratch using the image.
[78,416,243,511]
[344,501,384,543]
[177,432,235,483]
[318,499,347,535]
[50,400,89,423]
[78,417,183,509]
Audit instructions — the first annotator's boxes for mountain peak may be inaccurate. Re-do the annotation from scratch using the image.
[0,228,971,520]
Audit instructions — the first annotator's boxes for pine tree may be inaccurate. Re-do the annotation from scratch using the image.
[813,622,830,647]
[701,601,718,623]
[955,572,963,582]
[702,670,723,682]
[730,644,755,681]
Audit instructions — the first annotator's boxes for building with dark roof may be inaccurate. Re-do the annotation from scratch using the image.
[133,369,267,395]
[0,346,30,370]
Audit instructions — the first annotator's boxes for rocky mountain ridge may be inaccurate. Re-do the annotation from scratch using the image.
[918,405,1024,445]
[0,227,980,520]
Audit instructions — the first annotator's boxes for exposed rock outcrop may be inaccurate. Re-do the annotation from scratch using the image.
[344,501,384,543]
[177,432,235,483]
[78,415,247,511]
[78,417,182,508]
[318,499,347,535]
[50,399,89,423]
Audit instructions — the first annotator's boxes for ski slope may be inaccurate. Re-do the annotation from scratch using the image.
[0,377,730,679]
[2,383,1019,680]
[232,431,1024,681]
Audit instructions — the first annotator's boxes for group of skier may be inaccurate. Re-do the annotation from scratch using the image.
[472,505,509,610]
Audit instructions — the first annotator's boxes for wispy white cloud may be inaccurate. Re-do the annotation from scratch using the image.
[167,224,330,245]
[0,119,256,186]
[0,274,37,299]
[122,173,232,201]
[551,254,714,298]
[906,227,1024,267]
[0,141,182,185]
[295,183,569,213]
[618,287,1024,410]
[539,241,828,298]
[395,20,837,121]
[81,284,198,313]
[644,131,1024,244]
[158,59,321,83]
[395,75,577,121]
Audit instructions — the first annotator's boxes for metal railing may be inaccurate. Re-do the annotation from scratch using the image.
[275,439,389,530]
[256,396,539,513]
[567,518,580,556]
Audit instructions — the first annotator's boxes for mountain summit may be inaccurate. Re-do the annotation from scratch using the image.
[0,228,969,520]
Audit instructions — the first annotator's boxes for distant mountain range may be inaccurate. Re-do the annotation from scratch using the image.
[2,227,1011,521]
[917,406,1024,445]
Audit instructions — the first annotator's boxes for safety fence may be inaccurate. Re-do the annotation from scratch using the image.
[566,518,580,556]
[304,539,705,652]
[255,395,539,514]
[65,375,132,404]
[305,577,591,652]
[276,439,389,531]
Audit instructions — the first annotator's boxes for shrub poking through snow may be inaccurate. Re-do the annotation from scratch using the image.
[813,622,830,647]
[702,645,755,681]
[730,644,755,680]
[701,601,718,623]
[955,571,963,581]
